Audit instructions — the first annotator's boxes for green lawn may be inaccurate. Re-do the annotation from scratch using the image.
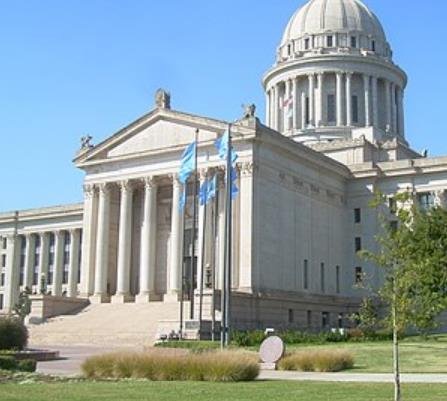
[287,336,447,373]
[1,381,447,401]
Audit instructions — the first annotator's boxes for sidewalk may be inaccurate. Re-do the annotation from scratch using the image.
[258,370,447,383]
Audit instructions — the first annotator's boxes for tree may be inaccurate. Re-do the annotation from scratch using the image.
[360,191,447,401]
[14,289,32,322]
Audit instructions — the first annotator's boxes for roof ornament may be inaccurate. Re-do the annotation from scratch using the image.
[155,89,171,109]
[242,103,256,119]
[80,134,94,150]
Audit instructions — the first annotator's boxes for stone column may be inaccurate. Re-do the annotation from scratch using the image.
[113,180,134,303]
[52,230,64,297]
[80,184,98,297]
[38,232,49,291]
[301,91,306,129]
[316,73,324,127]
[346,72,353,126]
[166,175,184,301]
[4,234,19,312]
[391,83,397,133]
[336,72,343,126]
[217,175,226,290]
[308,74,315,127]
[196,169,208,297]
[397,87,405,136]
[239,163,254,291]
[292,77,298,130]
[265,89,271,128]
[23,234,35,290]
[273,85,279,131]
[372,76,379,128]
[137,177,158,303]
[92,183,111,303]
[67,229,80,298]
[385,80,392,132]
[363,75,371,127]
[284,80,291,131]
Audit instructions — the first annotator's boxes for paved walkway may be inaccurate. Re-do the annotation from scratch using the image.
[259,370,447,384]
[35,345,447,383]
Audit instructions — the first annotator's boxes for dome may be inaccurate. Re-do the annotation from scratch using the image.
[279,0,391,60]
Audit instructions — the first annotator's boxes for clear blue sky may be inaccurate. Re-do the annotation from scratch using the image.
[0,0,446,211]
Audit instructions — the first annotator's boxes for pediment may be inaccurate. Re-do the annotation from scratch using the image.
[75,109,228,166]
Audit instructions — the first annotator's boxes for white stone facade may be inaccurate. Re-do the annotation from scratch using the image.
[1,0,447,331]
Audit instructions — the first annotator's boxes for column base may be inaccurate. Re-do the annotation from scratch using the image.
[111,293,135,304]
[163,292,180,303]
[135,292,160,303]
[89,294,110,304]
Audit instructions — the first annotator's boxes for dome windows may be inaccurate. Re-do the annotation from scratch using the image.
[304,38,310,50]
[350,36,357,48]
[326,35,334,48]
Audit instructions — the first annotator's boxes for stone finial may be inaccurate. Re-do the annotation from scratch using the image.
[155,89,171,109]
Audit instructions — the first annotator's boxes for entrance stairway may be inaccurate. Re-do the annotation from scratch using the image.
[28,301,186,347]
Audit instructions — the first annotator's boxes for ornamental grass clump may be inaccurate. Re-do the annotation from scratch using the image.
[279,349,354,372]
[82,349,259,382]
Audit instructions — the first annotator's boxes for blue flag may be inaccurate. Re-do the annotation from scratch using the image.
[214,131,238,165]
[179,141,196,184]
[207,175,217,203]
[230,167,239,200]
[199,179,208,206]
[179,187,186,212]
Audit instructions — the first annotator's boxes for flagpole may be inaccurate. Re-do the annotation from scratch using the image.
[190,129,199,320]
[211,191,217,342]
[224,124,233,347]
[179,193,187,339]
[220,169,226,349]
[198,196,207,339]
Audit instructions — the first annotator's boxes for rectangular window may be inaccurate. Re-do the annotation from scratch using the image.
[49,253,54,266]
[33,264,39,286]
[351,36,357,48]
[2,237,6,250]
[63,251,70,266]
[338,313,344,329]
[288,309,294,324]
[0,272,5,287]
[0,294,3,310]
[320,263,325,293]
[355,267,363,284]
[304,38,310,50]
[307,311,312,328]
[327,35,333,47]
[352,95,359,123]
[327,94,336,123]
[336,266,341,294]
[1,255,6,268]
[63,266,69,285]
[355,237,362,253]
[354,208,361,223]
[418,193,435,211]
[388,197,397,214]
[303,259,309,290]
[322,312,330,328]
[371,40,376,52]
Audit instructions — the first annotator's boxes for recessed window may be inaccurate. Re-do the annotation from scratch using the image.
[322,312,330,328]
[305,97,310,125]
[352,95,359,123]
[327,94,336,123]
[354,208,361,224]
[418,193,435,211]
[304,38,310,50]
[327,35,334,47]
[351,36,357,48]
[287,44,292,56]
[303,259,309,290]
[0,272,5,287]
[388,197,397,214]
[371,40,376,52]
[288,309,294,324]
[2,238,6,250]
[1,255,6,268]
[355,237,362,253]
[355,267,363,284]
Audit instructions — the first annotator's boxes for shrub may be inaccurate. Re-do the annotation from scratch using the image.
[0,317,28,350]
[231,330,266,347]
[82,349,259,382]
[16,359,36,372]
[279,350,354,372]
[0,356,17,371]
